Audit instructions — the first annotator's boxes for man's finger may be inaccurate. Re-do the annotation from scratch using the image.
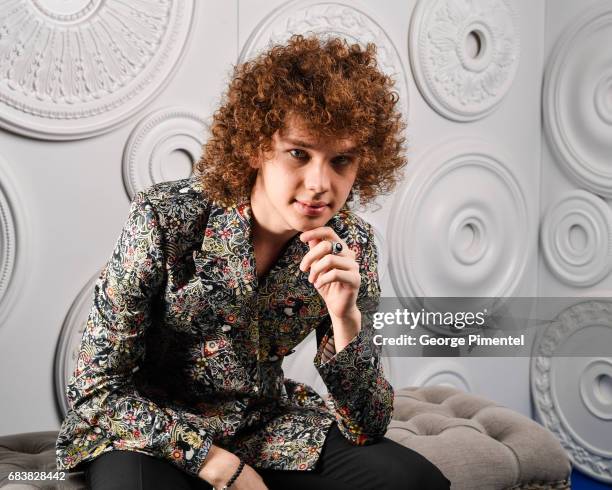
[307,238,322,250]
[300,226,335,244]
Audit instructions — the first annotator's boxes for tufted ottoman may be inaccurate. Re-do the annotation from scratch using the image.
[0,386,571,489]
[386,386,571,489]
[0,431,85,489]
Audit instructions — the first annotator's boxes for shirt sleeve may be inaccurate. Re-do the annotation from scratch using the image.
[57,191,212,477]
[312,224,394,445]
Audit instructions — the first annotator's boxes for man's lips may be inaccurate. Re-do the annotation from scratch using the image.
[294,200,328,216]
[296,200,327,207]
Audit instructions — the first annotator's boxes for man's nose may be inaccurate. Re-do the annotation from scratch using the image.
[304,159,331,193]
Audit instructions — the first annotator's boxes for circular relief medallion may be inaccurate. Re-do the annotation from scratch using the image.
[389,140,529,305]
[239,0,409,118]
[0,160,27,326]
[541,190,612,287]
[0,0,196,140]
[409,0,520,121]
[54,271,99,416]
[123,107,206,199]
[531,300,612,483]
[544,2,612,197]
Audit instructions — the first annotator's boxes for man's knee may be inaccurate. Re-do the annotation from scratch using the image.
[416,457,450,490]
[384,447,450,490]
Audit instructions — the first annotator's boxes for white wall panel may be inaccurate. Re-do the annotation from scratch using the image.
[0,0,238,435]
[534,0,612,482]
[383,0,543,417]
[539,0,612,297]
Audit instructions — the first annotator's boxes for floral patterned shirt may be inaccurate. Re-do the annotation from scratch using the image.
[55,177,394,477]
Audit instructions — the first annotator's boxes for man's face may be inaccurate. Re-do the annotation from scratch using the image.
[249,114,360,234]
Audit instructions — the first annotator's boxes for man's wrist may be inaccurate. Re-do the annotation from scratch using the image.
[329,306,361,352]
[198,444,241,487]
[221,459,245,489]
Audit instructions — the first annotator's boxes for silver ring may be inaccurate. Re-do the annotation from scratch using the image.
[330,241,343,255]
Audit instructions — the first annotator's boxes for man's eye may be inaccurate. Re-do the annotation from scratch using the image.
[333,156,352,166]
[289,149,308,160]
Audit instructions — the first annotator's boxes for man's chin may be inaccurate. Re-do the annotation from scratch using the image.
[293,217,332,233]
[289,205,338,232]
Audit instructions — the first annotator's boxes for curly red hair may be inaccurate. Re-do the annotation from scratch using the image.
[195,34,407,207]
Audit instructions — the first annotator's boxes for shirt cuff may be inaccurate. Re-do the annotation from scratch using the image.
[313,326,378,373]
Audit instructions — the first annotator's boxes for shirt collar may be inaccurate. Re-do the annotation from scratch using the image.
[198,199,316,294]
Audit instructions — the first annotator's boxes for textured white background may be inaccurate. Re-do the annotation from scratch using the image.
[0,1,610,479]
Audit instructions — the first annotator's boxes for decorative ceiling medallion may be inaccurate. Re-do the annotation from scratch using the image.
[239,0,409,118]
[531,300,612,483]
[544,2,612,198]
[541,190,612,287]
[123,107,206,199]
[0,159,28,326]
[409,0,520,121]
[29,0,102,23]
[389,140,529,305]
[0,0,196,140]
[54,271,99,416]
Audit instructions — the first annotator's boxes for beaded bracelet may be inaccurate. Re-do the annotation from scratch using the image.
[220,459,245,490]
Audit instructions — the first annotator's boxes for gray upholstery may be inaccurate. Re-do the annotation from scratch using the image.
[0,387,571,489]
[386,386,571,490]
[0,431,85,489]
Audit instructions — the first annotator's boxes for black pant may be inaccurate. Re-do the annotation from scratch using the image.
[85,423,450,489]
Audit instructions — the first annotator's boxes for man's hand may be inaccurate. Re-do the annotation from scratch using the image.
[198,444,268,489]
[299,226,361,320]
[299,227,363,351]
